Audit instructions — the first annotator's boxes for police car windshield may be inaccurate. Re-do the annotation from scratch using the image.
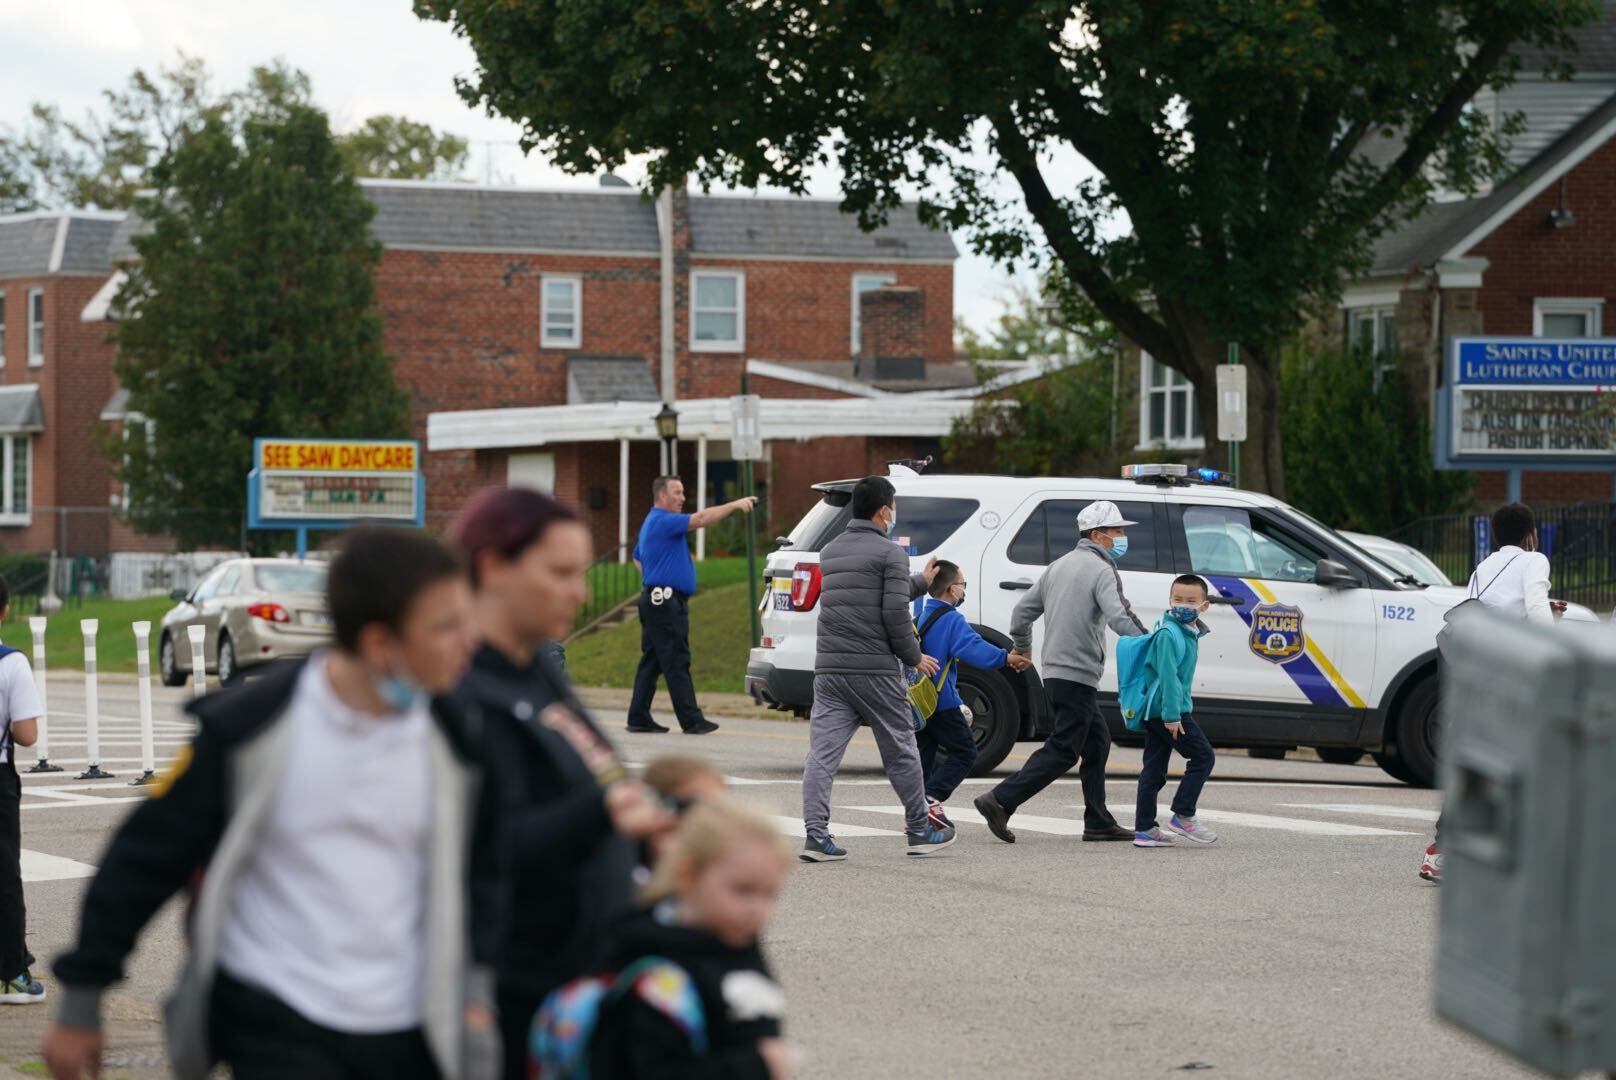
[1279,507,1422,587]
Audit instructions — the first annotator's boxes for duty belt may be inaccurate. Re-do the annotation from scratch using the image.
[644,585,686,606]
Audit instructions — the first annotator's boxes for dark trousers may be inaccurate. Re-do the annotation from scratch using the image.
[208,971,439,1080]
[993,679,1117,830]
[627,591,707,730]
[917,706,978,803]
[497,983,545,1080]
[0,763,30,977]
[1133,716,1215,832]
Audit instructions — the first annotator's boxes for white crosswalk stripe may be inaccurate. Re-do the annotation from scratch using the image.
[1190,809,1416,836]
[767,815,903,838]
[846,805,1088,836]
[1278,802,1439,823]
[21,849,98,883]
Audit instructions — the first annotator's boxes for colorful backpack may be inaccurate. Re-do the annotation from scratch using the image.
[530,956,708,1079]
[905,603,957,732]
[1115,619,1182,733]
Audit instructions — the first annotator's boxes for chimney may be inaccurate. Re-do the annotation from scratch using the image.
[856,286,927,381]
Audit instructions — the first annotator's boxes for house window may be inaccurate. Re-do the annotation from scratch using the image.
[1533,298,1603,338]
[1137,354,1202,449]
[27,288,43,365]
[690,270,744,352]
[117,414,155,511]
[1346,307,1398,354]
[851,273,896,355]
[541,275,581,349]
[0,435,31,524]
[0,290,6,367]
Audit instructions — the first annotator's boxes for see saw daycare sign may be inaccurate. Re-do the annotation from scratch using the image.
[249,438,424,526]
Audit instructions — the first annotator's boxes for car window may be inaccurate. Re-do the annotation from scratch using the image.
[891,497,980,557]
[779,492,853,553]
[1007,499,1160,571]
[192,565,230,602]
[1183,506,1325,583]
[255,564,328,593]
[216,567,242,596]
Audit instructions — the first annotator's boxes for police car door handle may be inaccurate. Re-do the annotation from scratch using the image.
[1207,594,1245,606]
[1000,580,1034,591]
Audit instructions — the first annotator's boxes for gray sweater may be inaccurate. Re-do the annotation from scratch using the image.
[814,519,927,676]
[1010,539,1147,686]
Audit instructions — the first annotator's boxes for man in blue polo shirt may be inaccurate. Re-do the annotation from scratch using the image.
[627,475,756,734]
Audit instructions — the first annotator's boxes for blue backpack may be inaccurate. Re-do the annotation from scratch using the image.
[1115,620,1183,732]
[530,956,708,1079]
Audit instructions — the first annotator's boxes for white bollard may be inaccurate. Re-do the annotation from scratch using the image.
[78,619,111,779]
[26,615,61,773]
[187,624,207,699]
[130,621,155,785]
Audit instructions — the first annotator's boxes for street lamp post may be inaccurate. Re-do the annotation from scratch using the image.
[654,403,679,475]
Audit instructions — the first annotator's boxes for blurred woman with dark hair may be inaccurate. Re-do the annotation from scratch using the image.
[450,486,676,1080]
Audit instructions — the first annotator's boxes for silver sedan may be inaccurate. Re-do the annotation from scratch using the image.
[159,558,331,685]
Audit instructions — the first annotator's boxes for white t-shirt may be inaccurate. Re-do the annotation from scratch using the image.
[1467,545,1553,625]
[216,653,433,1033]
[0,649,43,765]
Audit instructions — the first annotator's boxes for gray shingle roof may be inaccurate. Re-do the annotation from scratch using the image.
[0,213,127,279]
[361,182,661,253]
[687,195,958,261]
[566,357,659,404]
[0,386,44,433]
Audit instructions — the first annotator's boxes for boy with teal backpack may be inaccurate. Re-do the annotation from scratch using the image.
[1116,574,1218,848]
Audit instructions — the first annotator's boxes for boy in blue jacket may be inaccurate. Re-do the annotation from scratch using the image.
[915,562,1029,828]
[1134,575,1219,848]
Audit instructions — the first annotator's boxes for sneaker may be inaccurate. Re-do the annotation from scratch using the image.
[926,796,954,830]
[625,718,670,733]
[906,821,957,856]
[1420,843,1443,884]
[1167,814,1218,845]
[973,791,1016,843]
[682,720,721,735]
[800,833,847,862]
[1134,827,1176,848]
[0,971,45,1005]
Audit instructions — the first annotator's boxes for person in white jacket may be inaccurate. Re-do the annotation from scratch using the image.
[1422,501,1565,884]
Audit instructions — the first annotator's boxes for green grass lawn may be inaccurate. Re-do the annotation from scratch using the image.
[2,594,175,677]
[565,580,756,693]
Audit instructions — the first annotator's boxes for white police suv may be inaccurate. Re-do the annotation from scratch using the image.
[745,463,1595,787]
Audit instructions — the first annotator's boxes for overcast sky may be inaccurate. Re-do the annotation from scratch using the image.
[0,0,1074,335]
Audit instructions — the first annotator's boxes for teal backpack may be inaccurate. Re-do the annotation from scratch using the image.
[1115,619,1183,732]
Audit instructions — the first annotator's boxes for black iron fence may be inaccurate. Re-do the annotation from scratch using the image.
[572,544,641,637]
[1389,502,1616,613]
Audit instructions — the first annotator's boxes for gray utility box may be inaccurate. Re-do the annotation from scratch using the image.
[1436,613,1616,1076]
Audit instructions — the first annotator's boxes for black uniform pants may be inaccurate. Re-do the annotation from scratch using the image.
[209,971,440,1080]
[0,761,31,978]
[628,590,707,730]
[991,678,1119,830]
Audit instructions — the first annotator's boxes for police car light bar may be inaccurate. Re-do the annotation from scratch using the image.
[1192,467,1234,486]
[1121,464,1187,480]
[1122,463,1235,487]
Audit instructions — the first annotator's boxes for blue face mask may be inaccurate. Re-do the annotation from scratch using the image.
[1107,535,1130,561]
[1170,605,1200,625]
[377,671,427,713]
[884,506,898,537]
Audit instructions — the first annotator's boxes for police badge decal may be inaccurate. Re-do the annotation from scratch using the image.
[1248,601,1305,664]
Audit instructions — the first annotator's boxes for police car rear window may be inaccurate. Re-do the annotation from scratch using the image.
[891,497,980,557]
[1008,500,1160,570]
[780,493,853,552]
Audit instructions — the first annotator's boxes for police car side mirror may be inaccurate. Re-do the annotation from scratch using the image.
[1315,559,1360,589]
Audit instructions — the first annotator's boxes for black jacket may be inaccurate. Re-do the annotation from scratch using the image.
[589,908,783,1080]
[455,643,637,1000]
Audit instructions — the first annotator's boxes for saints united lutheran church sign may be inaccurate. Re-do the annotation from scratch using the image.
[1438,337,1616,466]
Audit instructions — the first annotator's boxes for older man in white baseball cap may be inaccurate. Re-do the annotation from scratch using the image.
[974,500,1146,843]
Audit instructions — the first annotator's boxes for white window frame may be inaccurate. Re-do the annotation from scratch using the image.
[851,272,896,355]
[540,274,582,349]
[27,287,43,367]
[1532,298,1604,338]
[1136,352,1204,451]
[0,289,6,367]
[1345,306,1398,354]
[689,269,745,353]
[0,434,32,526]
[115,413,155,511]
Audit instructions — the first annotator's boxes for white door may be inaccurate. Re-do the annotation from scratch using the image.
[507,452,556,492]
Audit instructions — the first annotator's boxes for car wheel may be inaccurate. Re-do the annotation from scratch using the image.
[1316,747,1367,766]
[217,635,238,686]
[159,633,187,687]
[1372,751,1420,785]
[1390,677,1439,788]
[959,667,1019,776]
[1248,746,1289,761]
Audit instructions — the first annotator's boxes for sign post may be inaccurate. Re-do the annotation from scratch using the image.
[1216,346,1248,488]
[247,438,425,555]
[731,389,764,647]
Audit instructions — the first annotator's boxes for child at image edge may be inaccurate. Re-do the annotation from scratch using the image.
[1133,574,1220,848]
[0,574,45,1003]
[588,797,797,1079]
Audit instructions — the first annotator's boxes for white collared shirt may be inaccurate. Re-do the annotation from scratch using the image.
[1467,545,1553,625]
[216,653,433,1033]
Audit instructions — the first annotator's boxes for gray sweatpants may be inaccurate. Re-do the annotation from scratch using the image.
[802,671,928,836]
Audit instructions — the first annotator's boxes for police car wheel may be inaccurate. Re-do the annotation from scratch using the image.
[959,668,1018,776]
[1248,747,1289,761]
[1316,747,1366,766]
[1390,678,1439,789]
[1372,751,1419,785]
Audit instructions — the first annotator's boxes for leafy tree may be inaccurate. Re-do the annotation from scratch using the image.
[108,104,410,548]
[339,115,470,180]
[1279,342,1472,534]
[417,0,1597,496]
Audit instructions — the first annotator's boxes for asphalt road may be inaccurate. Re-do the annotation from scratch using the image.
[0,675,1575,1079]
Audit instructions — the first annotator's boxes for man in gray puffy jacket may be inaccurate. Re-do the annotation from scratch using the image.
[800,476,957,860]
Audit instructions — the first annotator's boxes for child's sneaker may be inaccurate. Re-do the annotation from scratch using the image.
[0,971,45,1005]
[800,833,848,863]
[1133,827,1176,848]
[1168,814,1218,845]
[926,796,954,830]
[1419,843,1443,884]
[906,821,957,856]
